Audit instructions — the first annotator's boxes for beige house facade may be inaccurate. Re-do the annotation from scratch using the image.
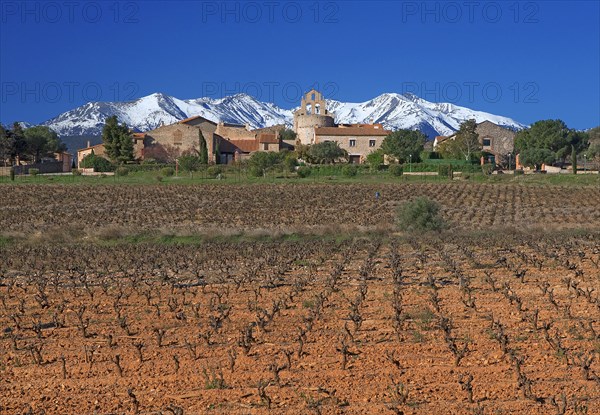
[314,124,391,164]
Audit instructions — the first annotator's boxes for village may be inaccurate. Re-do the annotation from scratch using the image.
[3,89,597,180]
[74,89,535,172]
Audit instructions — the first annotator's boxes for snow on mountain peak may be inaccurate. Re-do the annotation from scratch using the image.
[40,91,525,138]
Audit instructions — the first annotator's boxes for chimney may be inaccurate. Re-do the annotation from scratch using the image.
[87,140,90,148]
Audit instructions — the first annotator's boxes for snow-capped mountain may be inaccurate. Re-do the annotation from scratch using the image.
[327,93,524,138]
[39,92,524,138]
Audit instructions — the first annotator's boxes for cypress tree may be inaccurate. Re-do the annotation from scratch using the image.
[119,133,134,163]
[199,129,208,164]
[102,116,133,162]
[214,139,221,165]
[571,145,577,174]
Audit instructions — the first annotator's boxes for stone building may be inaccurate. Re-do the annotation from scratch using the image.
[77,142,107,166]
[293,89,335,145]
[476,121,516,163]
[433,121,516,165]
[77,116,290,166]
[314,124,390,164]
[293,89,392,163]
[142,116,218,162]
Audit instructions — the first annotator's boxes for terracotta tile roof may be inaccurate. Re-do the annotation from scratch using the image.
[178,115,217,125]
[132,133,146,139]
[259,133,278,144]
[314,126,390,136]
[228,139,259,153]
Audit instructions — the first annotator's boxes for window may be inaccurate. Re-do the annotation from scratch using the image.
[263,143,269,150]
[483,138,491,147]
[349,139,356,147]
[173,130,183,145]
[369,140,376,147]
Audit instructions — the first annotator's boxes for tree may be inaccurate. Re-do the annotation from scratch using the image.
[380,129,427,163]
[307,141,347,164]
[118,132,134,162]
[279,128,297,142]
[102,116,133,163]
[9,123,27,163]
[519,148,555,170]
[23,126,66,163]
[178,154,202,172]
[0,125,15,166]
[198,129,209,164]
[571,145,577,174]
[514,119,588,162]
[248,151,283,176]
[365,149,384,167]
[453,119,480,161]
[214,139,221,164]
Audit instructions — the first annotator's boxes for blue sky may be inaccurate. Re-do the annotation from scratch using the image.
[1,0,599,130]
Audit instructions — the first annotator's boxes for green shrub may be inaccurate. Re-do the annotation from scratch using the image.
[397,197,445,232]
[297,166,311,178]
[125,163,175,173]
[29,168,40,176]
[438,164,454,179]
[160,167,175,177]
[420,151,441,160]
[249,165,264,178]
[342,165,358,177]
[178,155,202,172]
[155,175,163,182]
[80,154,113,172]
[366,149,384,167]
[284,154,298,172]
[206,166,223,178]
[481,164,494,175]
[514,169,525,176]
[389,164,403,176]
[72,169,82,176]
[115,166,129,176]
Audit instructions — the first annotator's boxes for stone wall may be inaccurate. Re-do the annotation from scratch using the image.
[316,134,385,163]
[477,121,515,162]
[143,123,216,163]
[293,89,336,145]
[294,114,335,145]
[215,124,255,140]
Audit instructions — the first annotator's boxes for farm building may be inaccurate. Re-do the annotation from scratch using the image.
[76,116,290,166]
[314,124,391,164]
[433,121,516,165]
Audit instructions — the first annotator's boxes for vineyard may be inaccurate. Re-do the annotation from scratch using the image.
[1,182,600,236]
[1,182,599,414]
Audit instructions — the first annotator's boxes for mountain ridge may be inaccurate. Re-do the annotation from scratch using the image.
[31,92,525,139]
